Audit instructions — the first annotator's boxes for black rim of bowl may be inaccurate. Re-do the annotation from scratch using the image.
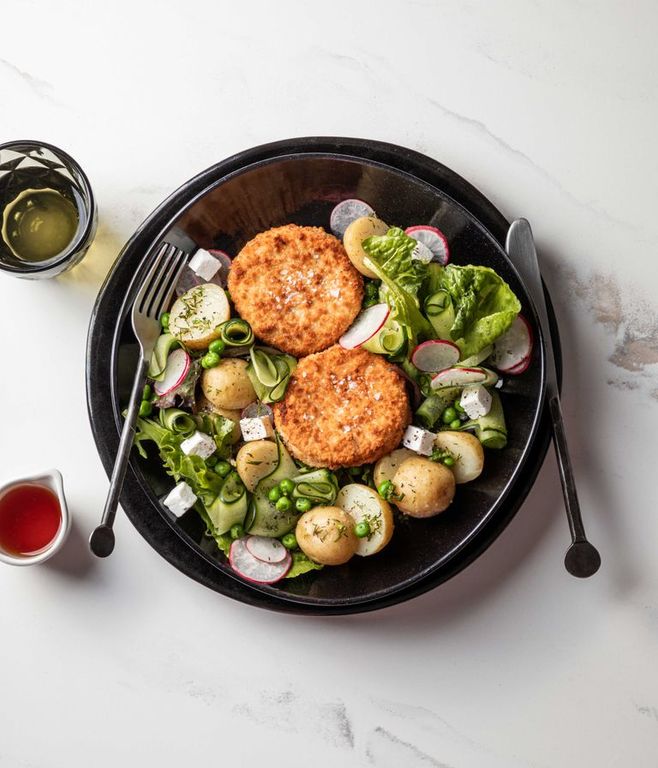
[87,136,560,614]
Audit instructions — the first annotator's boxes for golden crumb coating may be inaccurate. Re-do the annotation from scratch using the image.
[227,224,363,357]
[273,345,411,469]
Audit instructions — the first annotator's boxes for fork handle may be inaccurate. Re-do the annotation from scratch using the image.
[99,356,150,529]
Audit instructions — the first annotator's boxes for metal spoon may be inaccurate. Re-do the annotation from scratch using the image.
[506,219,601,578]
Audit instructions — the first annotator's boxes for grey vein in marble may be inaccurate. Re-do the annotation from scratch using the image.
[563,268,658,392]
[0,56,61,105]
[366,727,452,768]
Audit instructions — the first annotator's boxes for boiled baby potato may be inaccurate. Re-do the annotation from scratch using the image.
[393,457,455,518]
[343,216,389,278]
[195,396,241,443]
[373,447,416,489]
[169,283,230,350]
[335,483,394,557]
[295,506,358,566]
[236,440,279,492]
[201,358,256,410]
[433,431,484,484]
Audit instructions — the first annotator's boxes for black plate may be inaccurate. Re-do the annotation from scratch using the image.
[87,137,558,614]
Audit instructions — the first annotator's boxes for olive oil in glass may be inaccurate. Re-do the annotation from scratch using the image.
[1,186,79,262]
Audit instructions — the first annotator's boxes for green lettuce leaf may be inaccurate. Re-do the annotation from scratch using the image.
[286,551,323,579]
[362,228,435,349]
[424,263,521,358]
[133,416,224,507]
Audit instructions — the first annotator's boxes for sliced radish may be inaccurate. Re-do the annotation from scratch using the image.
[245,535,288,564]
[229,538,292,583]
[431,366,487,389]
[490,315,533,372]
[339,303,390,349]
[405,225,450,265]
[207,249,232,287]
[154,348,191,396]
[330,199,375,238]
[410,241,434,263]
[505,355,531,375]
[411,340,460,372]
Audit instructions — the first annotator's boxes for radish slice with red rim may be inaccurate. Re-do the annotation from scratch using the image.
[229,539,292,583]
[339,303,390,349]
[410,241,434,263]
[405,225,450,265]
[245,535,288,563]
[490,315,533,372]
[154,348,191,396]
[330,199,375,238]
[411,340,460,372]
[505,354,531,375]
[207,249,232,287]
[431,366,487,389]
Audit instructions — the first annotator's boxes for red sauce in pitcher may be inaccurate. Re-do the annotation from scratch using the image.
[0,484,61,555]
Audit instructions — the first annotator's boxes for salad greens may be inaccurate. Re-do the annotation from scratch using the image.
[424,263,521,359]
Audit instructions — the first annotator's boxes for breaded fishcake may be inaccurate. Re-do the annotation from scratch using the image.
[228,224,363,357]
[273,346,411,469]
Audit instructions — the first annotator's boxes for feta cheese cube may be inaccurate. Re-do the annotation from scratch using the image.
[402,425,435,456]
[163,481,197,518]
[459,385,492,420]
[189,249,221,281]
[180,430,217,459]
[240,416,274,442]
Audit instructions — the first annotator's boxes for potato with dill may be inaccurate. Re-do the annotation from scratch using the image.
[168,283,230,350]
[392,457,456,518]
[201,358,256,410]
[295,506,358,565]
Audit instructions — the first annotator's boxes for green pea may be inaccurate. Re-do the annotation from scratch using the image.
[209,338,226,355]
[377,480,393,499]
[206,455,218,468]
[230,524,244,540]
[348,466,362,476]
[276,496,292,512]
[142,384,152,400]
[279,478,295,496]
[295,497,312,513]
[160,312,170,329]
[281,533,298,550]
[450,419,462,430]
[201,351,220,369]
[454,399,465,414]
[442,456,455,467]
[138,400,152,417]
[442,406,458,424]
[355,521,371,538]
[215,460,231,477]
[268,486,282,503]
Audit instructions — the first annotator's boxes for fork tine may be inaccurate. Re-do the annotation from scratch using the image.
[152,251,188,319]
[134,242,171,315]
[143,246,178,317]
[139,245,176,316]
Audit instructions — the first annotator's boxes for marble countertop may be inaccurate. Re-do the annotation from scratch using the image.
[1,2,657,766]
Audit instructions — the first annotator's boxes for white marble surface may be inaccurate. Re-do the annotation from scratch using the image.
[1,2,657,766]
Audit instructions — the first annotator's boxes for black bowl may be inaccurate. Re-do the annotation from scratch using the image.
[87,137,557,614]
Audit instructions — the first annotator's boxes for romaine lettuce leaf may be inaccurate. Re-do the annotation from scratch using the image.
[286,551,323,579]
[362,228,435,349]
[424,263,520,358]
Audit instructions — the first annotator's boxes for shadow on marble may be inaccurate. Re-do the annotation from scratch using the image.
[45,517,98,580]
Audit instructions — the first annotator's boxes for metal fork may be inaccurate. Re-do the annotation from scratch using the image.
[89,240,190,557]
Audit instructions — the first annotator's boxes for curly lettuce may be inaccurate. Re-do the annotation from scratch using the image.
[362,227,435,349]
[424,263,521,359]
